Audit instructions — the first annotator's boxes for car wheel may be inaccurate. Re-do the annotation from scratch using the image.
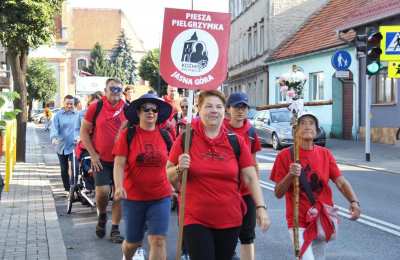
[272,133,281,150]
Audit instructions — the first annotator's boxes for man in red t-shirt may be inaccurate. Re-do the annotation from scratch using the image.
[80,78,126,243]
[270,111,361,259]
[225,92,262,260]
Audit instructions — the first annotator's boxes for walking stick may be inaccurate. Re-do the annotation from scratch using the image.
[176,90,194,260]
[292,111,301,259]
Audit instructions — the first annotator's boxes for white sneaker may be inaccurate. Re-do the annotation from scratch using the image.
[181,253,190,260]
[132,247,146,260]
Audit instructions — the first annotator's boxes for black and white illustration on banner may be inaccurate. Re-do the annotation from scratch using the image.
[171,29,219,77]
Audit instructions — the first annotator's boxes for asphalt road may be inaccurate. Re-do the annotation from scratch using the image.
[37,127,400,259]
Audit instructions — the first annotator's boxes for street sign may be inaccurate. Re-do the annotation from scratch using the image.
[331,50,352,71]
[388,61,400,78]
[160,8,230,90]
[380,26,400,61]
[335,70,350,78]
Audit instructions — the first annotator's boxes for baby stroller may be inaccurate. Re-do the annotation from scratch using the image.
[67,144,96,214]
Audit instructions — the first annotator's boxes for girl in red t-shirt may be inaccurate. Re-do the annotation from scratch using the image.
[113,93,173,260]
[270,112,361,259]
[224,92,262,260]
[167,90,271,260]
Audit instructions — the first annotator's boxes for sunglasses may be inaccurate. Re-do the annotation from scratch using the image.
[181,105,188,109]
[141,107,159,113]
[109,86,123,93]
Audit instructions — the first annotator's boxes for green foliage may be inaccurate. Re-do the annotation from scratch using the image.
[0,91,20,130]
[27,58,57,103]
[87,42,110,76]
[138,49,167,95]
[109,30,137,84]
[0,0,63,52]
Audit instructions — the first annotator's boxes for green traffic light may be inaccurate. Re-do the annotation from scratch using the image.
[367,61,381,75]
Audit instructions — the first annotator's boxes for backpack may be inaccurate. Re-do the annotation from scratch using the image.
[126,124,173,155]
[247,126,256,151]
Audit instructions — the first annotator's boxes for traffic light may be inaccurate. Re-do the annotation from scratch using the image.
[366,31,383,75]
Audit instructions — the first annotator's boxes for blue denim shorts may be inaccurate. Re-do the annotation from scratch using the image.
[122,197,171,243]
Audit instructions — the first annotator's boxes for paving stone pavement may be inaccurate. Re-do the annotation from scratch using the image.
[0,124,67,260]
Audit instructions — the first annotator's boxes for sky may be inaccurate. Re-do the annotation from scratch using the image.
[68,0,229,50]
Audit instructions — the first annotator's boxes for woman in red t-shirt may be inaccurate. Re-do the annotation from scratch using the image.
[270,111,361,259]
[224,92,262,260]
[113,93,173,260]
[167,90,271,260]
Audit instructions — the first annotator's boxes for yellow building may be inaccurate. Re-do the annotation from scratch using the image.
[30,1,146,107]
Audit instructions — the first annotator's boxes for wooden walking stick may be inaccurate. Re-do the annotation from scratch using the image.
[176,90,194,260]
[292,110,301,259]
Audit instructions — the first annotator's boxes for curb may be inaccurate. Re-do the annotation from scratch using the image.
[336,160,400,175]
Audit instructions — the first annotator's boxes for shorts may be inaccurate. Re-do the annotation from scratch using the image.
[94,161,114,186]
[122,197,171,243]
[239,194,256,244]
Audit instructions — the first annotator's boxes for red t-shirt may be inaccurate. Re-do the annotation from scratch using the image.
[85,96,126,162]
[112,126,172,201]
[270,145,341,228]
[169,120,255,229]
[224,119,261,196]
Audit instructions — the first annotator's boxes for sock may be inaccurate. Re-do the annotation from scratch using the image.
[111,224,119,231]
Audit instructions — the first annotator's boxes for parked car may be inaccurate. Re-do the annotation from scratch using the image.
[253,108,326,150]
[247,108,259,125]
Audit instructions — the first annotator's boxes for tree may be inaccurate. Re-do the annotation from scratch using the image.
[87,42,110,76]
[110,30,136,84]
[138,48,167,95]
[0,0,63,162]
[26,58,57,120]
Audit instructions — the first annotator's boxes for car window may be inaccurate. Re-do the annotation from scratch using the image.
[270,111,291,123]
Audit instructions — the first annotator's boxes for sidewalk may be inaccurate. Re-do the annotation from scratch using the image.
[327,138,400,174]
[0,124,67,260]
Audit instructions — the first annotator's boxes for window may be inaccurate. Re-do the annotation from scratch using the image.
[260,21,264,53]
[309,72,324,100]
[373,68,397,104]
[247,30,252,60]
[275,77,286,102]
[77,58,87,71]
[253,25,257,57]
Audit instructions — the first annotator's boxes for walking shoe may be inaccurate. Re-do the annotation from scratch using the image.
[132,247,146,260]
[95,213,107,238]
[181,253,190,260]
[232,252,240,260]
[110,229,124,243]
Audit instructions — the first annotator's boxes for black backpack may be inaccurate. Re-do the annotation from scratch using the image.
[126,124,173,155]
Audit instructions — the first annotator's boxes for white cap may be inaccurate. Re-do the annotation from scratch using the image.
[297,111,319,129]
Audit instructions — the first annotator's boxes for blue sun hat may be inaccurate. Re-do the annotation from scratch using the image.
[124,93,172,125]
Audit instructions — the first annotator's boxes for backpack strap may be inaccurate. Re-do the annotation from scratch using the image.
[159,128,173,152]
[247,126,256,151]
[227,132,241,162]
[289,146,316,205]
[92,99,103,128]
[126,123,136,152]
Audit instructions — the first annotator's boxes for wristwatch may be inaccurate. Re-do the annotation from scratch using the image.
[350,200,360,207]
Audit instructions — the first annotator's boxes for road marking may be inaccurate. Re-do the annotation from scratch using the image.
[259,180,400,237]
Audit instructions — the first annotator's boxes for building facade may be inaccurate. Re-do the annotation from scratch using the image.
[225,0,327,107]
[30,1,146,106]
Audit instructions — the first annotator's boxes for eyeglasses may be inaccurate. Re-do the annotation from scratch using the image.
[141,107,159,113]
[181,105,188,109]
[109,86,123,93]
[233,104,248,110]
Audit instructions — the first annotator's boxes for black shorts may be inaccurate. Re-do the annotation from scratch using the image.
[239,194,256,244]
[94,161,114,186]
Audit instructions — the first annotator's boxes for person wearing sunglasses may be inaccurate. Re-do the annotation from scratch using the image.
[80,78,127,243]
[113,93,173,260]
[271,111,361,260]
[224,92,262,260]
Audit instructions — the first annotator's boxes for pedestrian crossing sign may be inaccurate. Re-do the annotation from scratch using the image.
[380,26,400,61]
[388,61,400,78]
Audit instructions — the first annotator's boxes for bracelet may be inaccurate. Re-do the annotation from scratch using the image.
[256,205,267,210]
[350,200,360,207]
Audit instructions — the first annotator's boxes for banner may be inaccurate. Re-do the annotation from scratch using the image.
[160,8,230,90]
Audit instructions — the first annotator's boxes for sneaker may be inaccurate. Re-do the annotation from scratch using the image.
[132,247,146,260]
[95,213,107,238]
[110,229,124,243]
[232,252,240,260]
[181,253,190,260]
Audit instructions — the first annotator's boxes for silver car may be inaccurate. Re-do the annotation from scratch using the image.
[253,108,326,150]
